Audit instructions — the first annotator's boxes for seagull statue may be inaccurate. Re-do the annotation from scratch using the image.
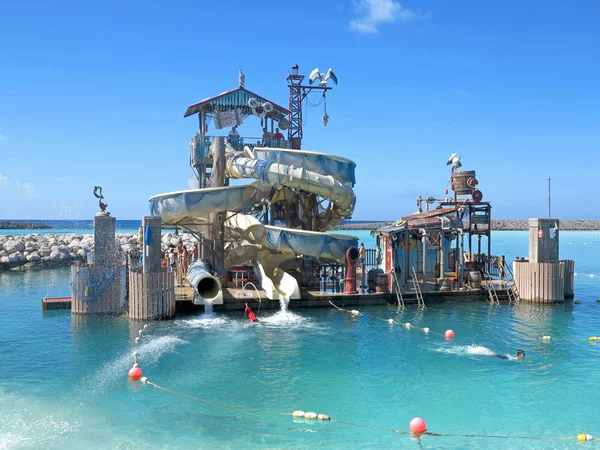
[446,154,462,171]
[309,68,338,87]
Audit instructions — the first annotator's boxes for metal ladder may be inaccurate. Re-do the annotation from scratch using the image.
[485,270,500,305]
[502,260,521,303]
[391,268,405,311]
[410,267,426,310]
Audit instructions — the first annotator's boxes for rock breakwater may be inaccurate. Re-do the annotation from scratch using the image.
[0,232,198,271]
[335,219,600,231]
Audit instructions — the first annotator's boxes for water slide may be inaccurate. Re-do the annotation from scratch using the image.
[149,143,357,302]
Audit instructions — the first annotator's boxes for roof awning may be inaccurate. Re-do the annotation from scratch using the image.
[184,87,290,118]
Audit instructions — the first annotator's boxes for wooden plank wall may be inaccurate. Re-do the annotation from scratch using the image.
[128,271,175,320]
[562,260,575,298]
[72,264,124,314]
[513,262,565,303]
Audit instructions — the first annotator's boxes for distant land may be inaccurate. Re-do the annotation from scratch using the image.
[0,221,52,230]
[336,220,600,231]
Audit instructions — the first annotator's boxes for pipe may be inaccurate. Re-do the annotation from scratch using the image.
[419,229,428,278]
[188,260,222,302]
[344,246,359,294]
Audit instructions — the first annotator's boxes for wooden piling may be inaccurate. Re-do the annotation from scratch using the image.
[128,271,175,320]
[71,264,125,314]
[513,261,565,303]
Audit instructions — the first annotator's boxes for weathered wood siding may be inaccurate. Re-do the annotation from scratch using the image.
[128,271,175,320]
[513,261,565,303]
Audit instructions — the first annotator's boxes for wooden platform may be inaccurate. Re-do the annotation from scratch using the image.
[175,288,390,312]
[42,297,71,310]
[41,287,512,313]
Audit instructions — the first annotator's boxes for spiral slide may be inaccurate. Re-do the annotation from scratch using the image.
[149,144,358,301]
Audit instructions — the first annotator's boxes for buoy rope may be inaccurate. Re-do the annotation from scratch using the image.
[140,378,592,442]
[133,327,594,443]
[328,300,362,316]
[423,431,576,441]
[143,379,290,417]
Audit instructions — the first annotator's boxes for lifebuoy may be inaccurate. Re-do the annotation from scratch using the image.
[248,98,259,109]
[263,102,273,113]
[252,106,265,118]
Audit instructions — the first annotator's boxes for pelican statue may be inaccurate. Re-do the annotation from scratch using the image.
[446,154,462,171]
[309,68,338,87]
[93,186,108,213]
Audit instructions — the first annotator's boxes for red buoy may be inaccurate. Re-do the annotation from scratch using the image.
[245,305,258,323]
[128,366,142,380]
[409,417,427,434]
[445,329,455,340]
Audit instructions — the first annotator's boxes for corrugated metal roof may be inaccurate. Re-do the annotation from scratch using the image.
[184,87,290,117]
[401,207,459,222]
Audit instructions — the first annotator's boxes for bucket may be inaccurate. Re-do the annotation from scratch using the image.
[468,271,482,289]
[451,170,477,195]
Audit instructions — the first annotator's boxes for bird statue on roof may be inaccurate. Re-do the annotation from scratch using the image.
[93,186,108,213]
[446,153,462,172]
[309,68,338,87]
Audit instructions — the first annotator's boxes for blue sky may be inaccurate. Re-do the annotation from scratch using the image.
[1,0,599,220]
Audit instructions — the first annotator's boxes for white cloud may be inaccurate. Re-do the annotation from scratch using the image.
[0,173,9,187]
[349,0,428,34]
[0,134,5,141]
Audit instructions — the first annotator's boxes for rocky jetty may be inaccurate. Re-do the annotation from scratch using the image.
[335,219,600,231]
[0,221,52,230]
[0,232,197,271]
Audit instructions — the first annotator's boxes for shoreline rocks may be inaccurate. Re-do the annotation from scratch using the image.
[0,221,52,230]
[0,232,198,271]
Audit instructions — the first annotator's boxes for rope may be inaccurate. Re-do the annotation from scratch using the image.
[328,300,361,316]
[139,378,591,442]
[132,324,595,443]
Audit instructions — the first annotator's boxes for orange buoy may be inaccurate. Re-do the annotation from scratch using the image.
[128,366,142,380]
[244,305,258,323]
[445,329,455,340]
[409,417,427,434]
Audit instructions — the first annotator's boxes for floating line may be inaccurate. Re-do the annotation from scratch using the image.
[139,378,592,442]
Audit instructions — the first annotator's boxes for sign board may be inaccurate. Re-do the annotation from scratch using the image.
[471,214,489,225]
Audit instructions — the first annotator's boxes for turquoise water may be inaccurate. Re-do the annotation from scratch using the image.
[2,231,600,449]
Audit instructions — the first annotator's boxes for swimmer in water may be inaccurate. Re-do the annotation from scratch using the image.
[493,349,525,360]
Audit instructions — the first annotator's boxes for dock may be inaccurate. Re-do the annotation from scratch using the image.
[42,297,71,310]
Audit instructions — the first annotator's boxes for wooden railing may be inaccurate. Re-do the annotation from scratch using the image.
[190,134,291,165]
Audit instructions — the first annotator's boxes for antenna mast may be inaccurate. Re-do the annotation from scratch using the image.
[548,178,551,218]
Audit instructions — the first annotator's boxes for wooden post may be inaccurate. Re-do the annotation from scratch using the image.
[128,272,175,320]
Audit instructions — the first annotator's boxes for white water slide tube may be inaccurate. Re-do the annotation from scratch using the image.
[149,147,358,300]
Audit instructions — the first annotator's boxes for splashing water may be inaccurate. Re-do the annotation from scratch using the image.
[436,345,497,357]
[178,312,231,330]
[278,294,289,313]
[84,335,187,394]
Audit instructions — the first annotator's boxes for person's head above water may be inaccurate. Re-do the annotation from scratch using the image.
[516,349,525,359]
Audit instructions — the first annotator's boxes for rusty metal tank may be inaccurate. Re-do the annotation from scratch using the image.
[451,170,477,195]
